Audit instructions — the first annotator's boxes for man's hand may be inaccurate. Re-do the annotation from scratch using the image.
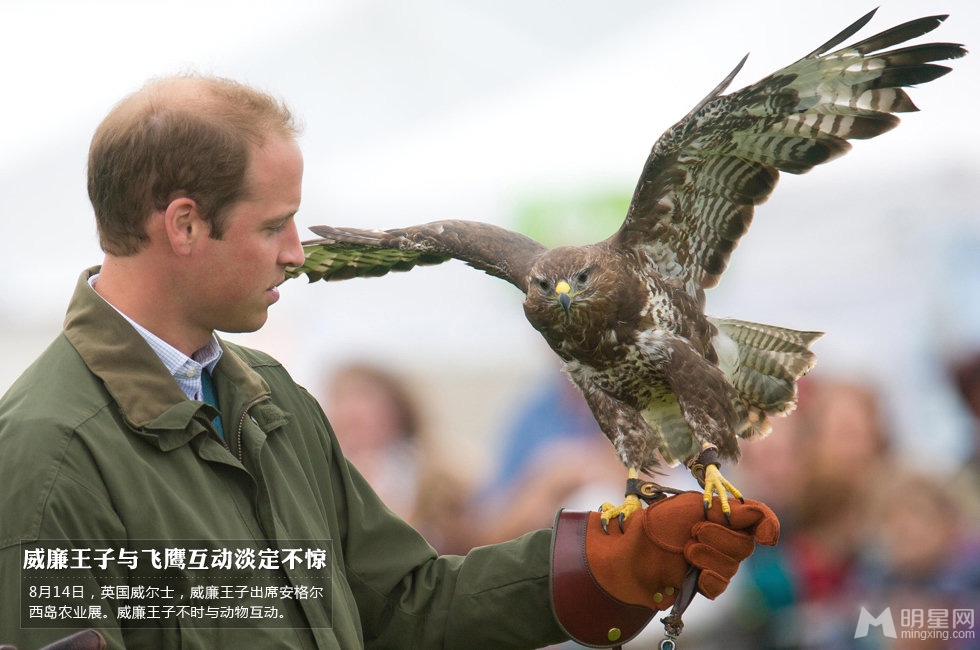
[551,492,779,647]
[589,491,779,608]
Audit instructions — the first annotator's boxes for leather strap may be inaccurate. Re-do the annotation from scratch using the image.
[551,510,655,648]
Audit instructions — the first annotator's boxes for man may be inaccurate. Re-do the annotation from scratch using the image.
[0,75,777,649]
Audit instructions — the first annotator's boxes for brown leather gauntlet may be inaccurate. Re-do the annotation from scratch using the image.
[552,510,656,646]
[551,492,779,647]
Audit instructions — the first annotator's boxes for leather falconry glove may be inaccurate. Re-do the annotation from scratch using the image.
[551,491,779,647]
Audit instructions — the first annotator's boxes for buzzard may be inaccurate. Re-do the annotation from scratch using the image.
[290,10,965,529]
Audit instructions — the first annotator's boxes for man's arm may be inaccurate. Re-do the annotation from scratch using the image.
[330,452,567,650]
[0,429,128,649]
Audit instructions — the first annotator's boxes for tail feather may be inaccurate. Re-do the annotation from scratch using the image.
[710,317,822,439]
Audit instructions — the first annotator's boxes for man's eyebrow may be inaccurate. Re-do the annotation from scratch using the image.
[263,212,297,225]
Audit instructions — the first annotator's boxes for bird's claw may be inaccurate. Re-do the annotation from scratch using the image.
[599,494,642,534]
[688,443,743,525]
[601,475,686,533]
[701,463,743,525]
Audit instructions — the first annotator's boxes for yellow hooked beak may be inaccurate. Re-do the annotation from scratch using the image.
[555,280,572,314]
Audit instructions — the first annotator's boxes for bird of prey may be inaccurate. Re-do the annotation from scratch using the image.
[290,10,965,530]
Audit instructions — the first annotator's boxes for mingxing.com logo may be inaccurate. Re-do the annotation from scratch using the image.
[855,607,897,638]
[855,607,976,641]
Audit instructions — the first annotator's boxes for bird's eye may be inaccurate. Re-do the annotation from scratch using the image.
[537,279,550,291]
[577,271,589,284]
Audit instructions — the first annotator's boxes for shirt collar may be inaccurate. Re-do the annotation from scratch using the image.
[88,273,223,400]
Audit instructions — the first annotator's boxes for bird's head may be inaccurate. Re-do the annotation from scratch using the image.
[524,246,601,322]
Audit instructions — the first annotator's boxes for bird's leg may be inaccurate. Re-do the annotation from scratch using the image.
[599,468,643,533]
[688,442,743,522]
[599,469,683,533]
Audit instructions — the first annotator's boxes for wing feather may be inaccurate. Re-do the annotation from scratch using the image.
[289,220,548,293]
[611,10,966,301]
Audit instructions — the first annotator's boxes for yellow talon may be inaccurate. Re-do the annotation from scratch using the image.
[600,494,642,533]
[702,463,743,522]
[600,468,651,532]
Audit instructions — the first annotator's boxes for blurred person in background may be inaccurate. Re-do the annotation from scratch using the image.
[471,374,626,545]
[321,362,424,520]
[320,361,472,553]
[786,378,892,645]
[721,392,814,648]
[722,376,895,649]
[728,374,980,650]
[801,378,892,494]
[489,372,606,491]
[950,350,980,526]
[857,468,980,650]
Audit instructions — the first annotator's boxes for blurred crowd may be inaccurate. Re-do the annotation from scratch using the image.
[319,353,980,649]
[719,366,980,650]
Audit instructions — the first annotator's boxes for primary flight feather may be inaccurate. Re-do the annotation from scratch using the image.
[291,9,965,528]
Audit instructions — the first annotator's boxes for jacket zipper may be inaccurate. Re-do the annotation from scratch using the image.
[233,395,271,462]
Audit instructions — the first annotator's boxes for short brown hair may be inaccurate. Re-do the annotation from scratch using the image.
[87,74,300,256]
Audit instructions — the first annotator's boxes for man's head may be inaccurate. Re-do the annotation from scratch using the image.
[88,75,306,353]
[88,74,300,256]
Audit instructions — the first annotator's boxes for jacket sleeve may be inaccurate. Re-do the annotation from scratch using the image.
[336,457,567,650]
[0,426,130,650]
[226,351,571,650]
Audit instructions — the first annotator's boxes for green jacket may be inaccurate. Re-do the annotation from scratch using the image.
[0,268,566,649]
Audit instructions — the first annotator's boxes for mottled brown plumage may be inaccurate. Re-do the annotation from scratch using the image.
[291,10,965,519]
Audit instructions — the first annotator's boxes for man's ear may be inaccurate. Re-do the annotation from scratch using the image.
[163,197,207,255]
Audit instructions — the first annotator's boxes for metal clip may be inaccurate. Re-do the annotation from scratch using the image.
[658,564,699,650]
[625,478,684,505]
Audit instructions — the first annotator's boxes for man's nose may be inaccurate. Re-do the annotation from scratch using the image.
[279,220,305,267]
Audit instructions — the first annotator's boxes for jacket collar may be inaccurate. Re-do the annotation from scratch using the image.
[64,267,272,437]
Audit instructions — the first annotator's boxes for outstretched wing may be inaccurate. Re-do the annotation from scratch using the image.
[289,219,548,293]
[612,9,966,302]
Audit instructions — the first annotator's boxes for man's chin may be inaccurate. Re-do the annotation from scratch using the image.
[217,310,270,336]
